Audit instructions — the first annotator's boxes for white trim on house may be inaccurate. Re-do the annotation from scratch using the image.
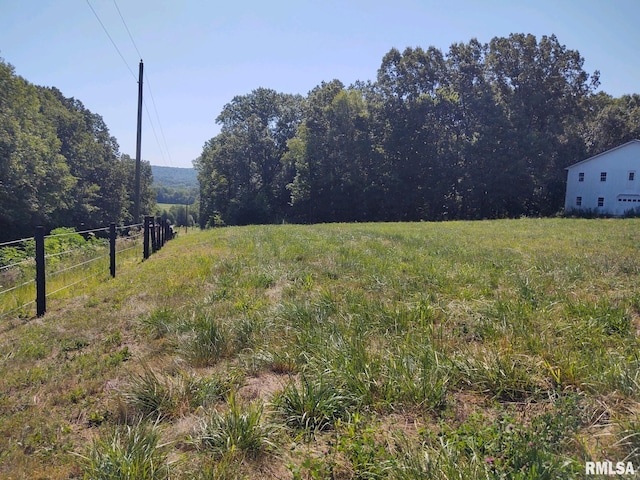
[564,140,640,216]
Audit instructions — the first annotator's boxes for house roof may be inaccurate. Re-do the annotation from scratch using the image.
[565,139,640,170]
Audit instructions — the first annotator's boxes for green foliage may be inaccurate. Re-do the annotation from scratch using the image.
[0,59,155,242]
[195,33,626,225]
[123,366,235,421]
[432,398,584,479]
[123,365,178,420]
[195,88,305,227]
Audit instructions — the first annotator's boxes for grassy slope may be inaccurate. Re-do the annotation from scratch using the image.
[1,219,639,478]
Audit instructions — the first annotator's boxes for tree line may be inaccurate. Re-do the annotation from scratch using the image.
[0,59,155,243]
[196,33,640,227]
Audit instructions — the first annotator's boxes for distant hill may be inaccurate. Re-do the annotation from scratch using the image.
[151,165,198,189]
[151,166,198,204]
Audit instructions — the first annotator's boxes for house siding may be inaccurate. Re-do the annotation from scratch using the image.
[565,140,640,216]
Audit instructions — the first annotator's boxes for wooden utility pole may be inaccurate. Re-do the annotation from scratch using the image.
[134,60,144,223]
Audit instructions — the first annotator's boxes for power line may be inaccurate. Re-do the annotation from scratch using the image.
[111,0,174,166]
[143,98,167,165]
[85,0,137,81]
[86,0,175,167]
[112,0,142,60]
[144,74,175,166]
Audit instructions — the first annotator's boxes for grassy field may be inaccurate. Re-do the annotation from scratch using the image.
[1,219,639,479]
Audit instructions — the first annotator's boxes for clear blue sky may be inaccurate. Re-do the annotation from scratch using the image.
[0,0,638,168]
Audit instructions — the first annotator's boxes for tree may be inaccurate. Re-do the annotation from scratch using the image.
[0,58,155,241]
[373,46,456,220]
[196,88,304,226]
[0,60,75,240]
[285,80,375,222]
[195,34,630,226]
[485,34,599,215]
[582,93,640,155]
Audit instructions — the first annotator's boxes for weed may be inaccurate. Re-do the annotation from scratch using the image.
[5,219,640,477]
[185,373,236,409]
[105,346,131,367]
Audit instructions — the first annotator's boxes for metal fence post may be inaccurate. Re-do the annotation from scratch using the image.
[110,223,116,277]
[35,226,46,317]
[151,217,158,253]
[144,216,151,259]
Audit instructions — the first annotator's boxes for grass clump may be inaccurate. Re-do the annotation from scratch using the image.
[274,374,356,436]
[195,392,275,459]
[182,312,230,367]
[122,366,237,420]
[76,420,172,480]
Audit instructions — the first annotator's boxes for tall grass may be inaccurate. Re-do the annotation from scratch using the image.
[2,219,640,478]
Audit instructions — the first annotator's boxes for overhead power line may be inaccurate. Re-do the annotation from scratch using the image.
[86,0,175,166]
[111,0,174,166]
[85,0,137,81]
[144,74,175,166]
[112,0,143,60]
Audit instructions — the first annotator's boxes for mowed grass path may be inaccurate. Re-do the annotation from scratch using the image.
[1,219,640,478]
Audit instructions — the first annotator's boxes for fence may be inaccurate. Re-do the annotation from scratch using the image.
[0,216,174,319]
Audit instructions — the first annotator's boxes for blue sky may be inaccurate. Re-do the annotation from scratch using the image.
[0,0,638,168]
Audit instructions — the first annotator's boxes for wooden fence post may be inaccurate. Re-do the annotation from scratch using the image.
[35,226,46,317]
[110,223,116,277]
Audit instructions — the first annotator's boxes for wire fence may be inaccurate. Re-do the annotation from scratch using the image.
[0,217,173,320]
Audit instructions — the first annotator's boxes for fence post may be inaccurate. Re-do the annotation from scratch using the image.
[158,217,163,248]
[165,219,172,241]
[152,217,158,253]
[110,223,116,277]
[144,216,151,259]
[35,226,46,317]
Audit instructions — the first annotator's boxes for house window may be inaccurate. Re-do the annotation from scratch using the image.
[576,196,582,206]
[600,172,607,182]
[598,197,604,207]
[578,172,584,182]
[630,171,636,181]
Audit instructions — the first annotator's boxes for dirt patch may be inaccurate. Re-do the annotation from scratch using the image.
[237,372,292,402]
[451,391,495,425]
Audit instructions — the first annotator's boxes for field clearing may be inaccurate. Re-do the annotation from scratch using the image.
[1,218,640,478]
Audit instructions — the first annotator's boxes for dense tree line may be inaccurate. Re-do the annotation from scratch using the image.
[196,34,640,227]
[0,59,155,242]
[155,185,198,205]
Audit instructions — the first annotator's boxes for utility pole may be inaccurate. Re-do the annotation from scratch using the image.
[134,60,144,223]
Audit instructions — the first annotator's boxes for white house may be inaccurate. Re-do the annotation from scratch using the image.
[564,139,640,216]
